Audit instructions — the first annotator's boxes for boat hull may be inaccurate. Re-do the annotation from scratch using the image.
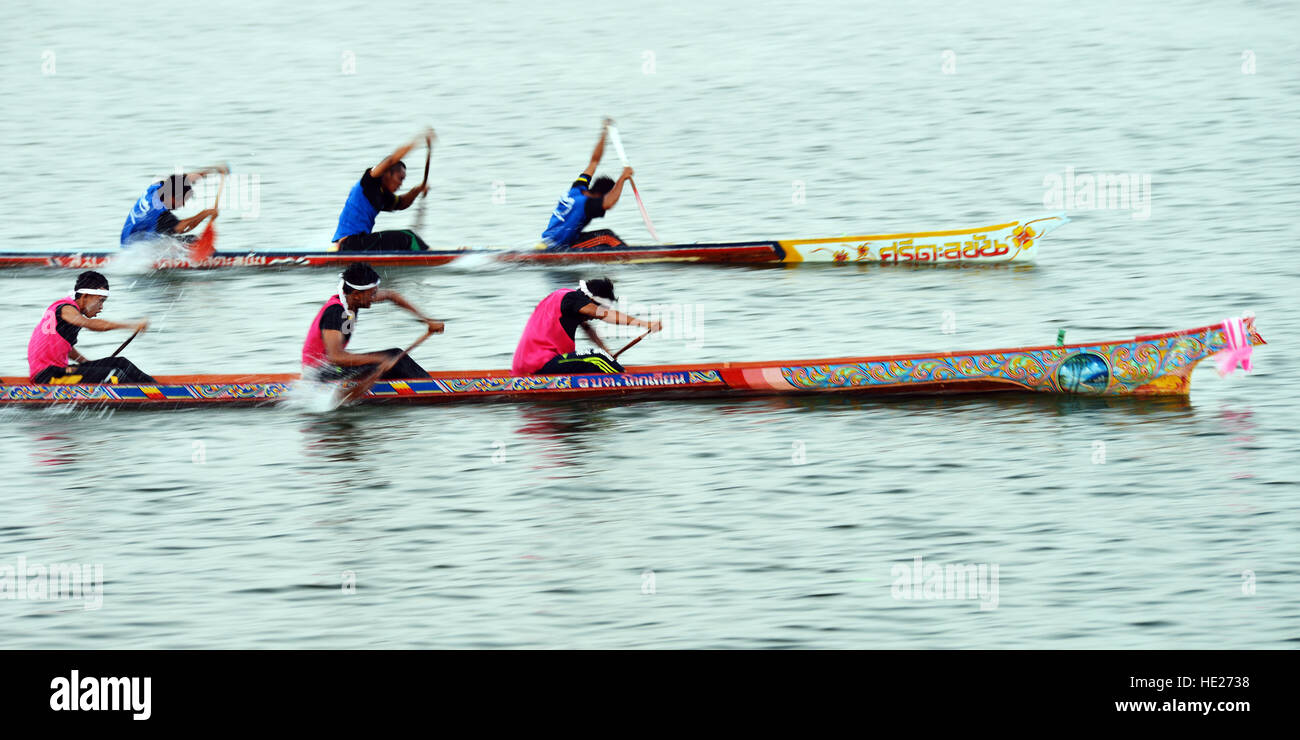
[0,215,1067,269]
[0,318,1261,408]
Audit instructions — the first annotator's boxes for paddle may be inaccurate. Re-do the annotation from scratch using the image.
[613,328,653,360]
[189,172,226,263]
[337,327,436,405]
[605,124,660,242]
[412,133,435,234]
[108,327,143,358]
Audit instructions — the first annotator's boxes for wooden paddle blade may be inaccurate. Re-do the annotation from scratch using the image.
[338,367,383,405]
[336,328,436,405]
[190,221,217,262]
[189,171,226,263]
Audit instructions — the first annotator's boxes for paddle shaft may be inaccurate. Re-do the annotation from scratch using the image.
[612,328,652,360]
[421,141,431,188]
[213,172,226,211]
[339,328,435,404]
[108,328,142,358]
[413,137,434,232]
[604,125,660,242]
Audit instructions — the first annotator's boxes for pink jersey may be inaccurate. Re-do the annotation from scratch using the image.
[302,295,349,368]
[512,289,578,375]
[27,297,80,378]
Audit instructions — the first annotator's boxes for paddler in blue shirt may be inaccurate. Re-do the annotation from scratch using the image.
[120,165,229,246]
[331,128,435,252]
[541,119,635,250]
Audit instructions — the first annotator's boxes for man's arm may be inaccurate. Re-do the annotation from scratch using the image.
[375,290,445,333]
[58,305,147,333]
[580,323,612,354]
[578,302,661,332]
[582,119,614,177]
[171,209,218,234]
[321,330,394,367]
[372,128,435,179]
[393,185,429,211]
[602,167,634,210]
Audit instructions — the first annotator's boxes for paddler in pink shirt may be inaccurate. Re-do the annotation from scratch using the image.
[302,262,444,381]
[27,271,154,384]
[512,277,661,375]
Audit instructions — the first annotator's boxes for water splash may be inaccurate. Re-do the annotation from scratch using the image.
[280,379,344,414]
[108,239,192,275]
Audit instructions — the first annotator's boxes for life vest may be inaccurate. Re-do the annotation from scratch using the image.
[302,295,352,368]
[541,186,594,247]
[120,182,169,245]
[512,289,578,375]
[332,177,383,242]
[27,297,80,378]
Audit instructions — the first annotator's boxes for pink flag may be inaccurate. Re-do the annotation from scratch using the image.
[1213,317,1254,376]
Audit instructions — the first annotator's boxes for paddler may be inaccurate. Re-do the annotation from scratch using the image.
[302,262,444,380]
[120,165,229,246]
[540,119,635,250]
[331,128,435,252]
[27,271,154,384]
[511,277,660,375]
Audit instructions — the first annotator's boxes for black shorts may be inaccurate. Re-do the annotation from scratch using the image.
[338,230,431,252]
[547,230,626,251]
[32,357,157,385]
[307,349,431,381]
[534,351,625,375]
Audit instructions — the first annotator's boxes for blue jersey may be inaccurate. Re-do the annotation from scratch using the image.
[120,182,170,246]
[542,174,605,247]
[332,169,399,242]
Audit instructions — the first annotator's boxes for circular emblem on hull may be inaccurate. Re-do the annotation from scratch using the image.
[1057,353,1110,394]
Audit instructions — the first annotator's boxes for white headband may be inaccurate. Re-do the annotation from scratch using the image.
[578,280,614,308]
[75,288,110,296]
[337,276,379,321]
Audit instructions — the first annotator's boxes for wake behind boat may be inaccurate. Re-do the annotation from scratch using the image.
[0,317,1261,408]
[0,214,1068,270]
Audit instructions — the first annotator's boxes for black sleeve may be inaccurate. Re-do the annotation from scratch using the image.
[318,304,345,332]
[584,197,606,220]
[571,173,592,190]
[155,211,179,234]
[560,291,595,322]
[55,305,80,345]
[360,169,400,212]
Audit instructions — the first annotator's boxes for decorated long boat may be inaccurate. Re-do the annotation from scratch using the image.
[0,214,1067,269]
[0,318,1261,409]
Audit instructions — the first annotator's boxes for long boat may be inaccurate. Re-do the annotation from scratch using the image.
[0,214,1067,269]
[0,318,1261,408]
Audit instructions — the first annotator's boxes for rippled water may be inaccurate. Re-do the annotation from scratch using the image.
[1,0,1297,648]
